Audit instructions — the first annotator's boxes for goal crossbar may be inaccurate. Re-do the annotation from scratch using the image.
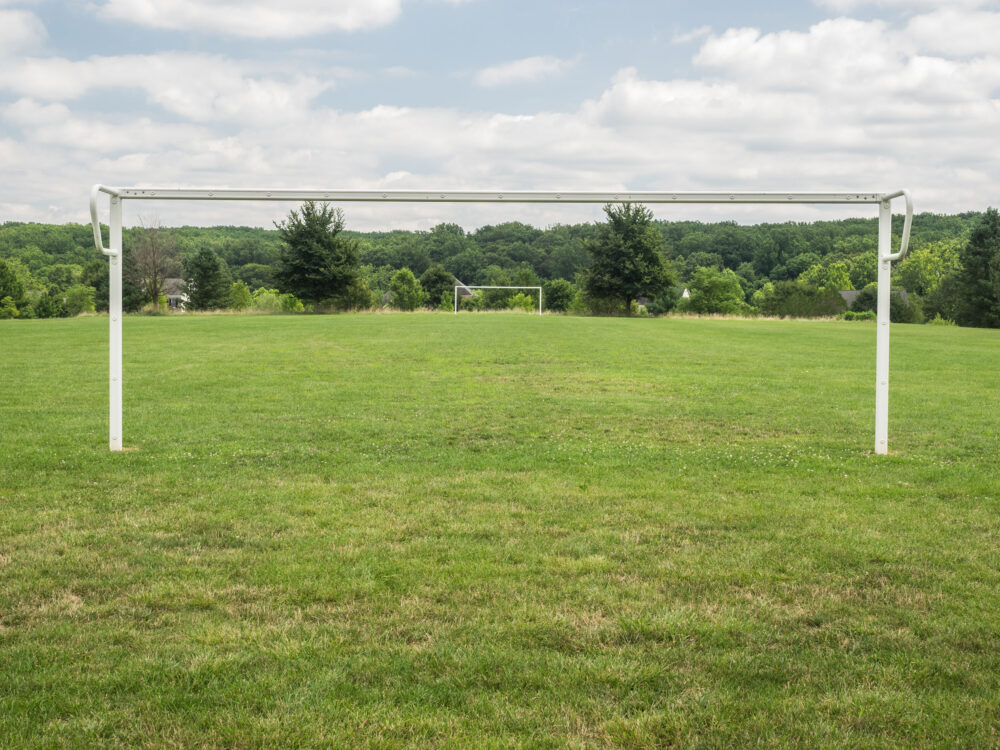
[89,186,913,454]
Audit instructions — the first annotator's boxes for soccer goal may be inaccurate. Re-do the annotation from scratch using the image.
[89,187,912,454]
[454,285,543,315]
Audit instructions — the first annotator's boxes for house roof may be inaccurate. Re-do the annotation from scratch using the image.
[163,278,186,296]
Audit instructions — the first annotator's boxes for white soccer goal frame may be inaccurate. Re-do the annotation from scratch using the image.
[454,285,542,315]
[89,187,913,454]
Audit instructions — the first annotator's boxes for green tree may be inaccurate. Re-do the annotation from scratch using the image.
[787,252,821,278]
[360,264,396,305]
[799,261,852,291]
[0,259,25,309]
[251,288,282,312]
[275,202,360,304]
[418,264,455,308]
[0,296,18,318]
[37,264,81,292]
[754,281,846,318]
[235,263,276,290]
[63,284,96,315]
[185,248,232,310]
[250,288,304,313]
[898,240,961,297]
[583,203,672,316]
[542,279,576,312]
[680,267,747,315]
[228,280,252,310]
[955,208,1000,328]
[389,268,426,311]
[335,278,375,310]
[507,292,535,313]
[81,256,146,313]
[127,221,180,310]
[850,284,924,324]
[33,287,65,318]
[847,250,878,289]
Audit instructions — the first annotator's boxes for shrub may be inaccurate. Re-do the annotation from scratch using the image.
[507,292,535,313]
[389,269,426,311]
[755,281,846,318]
[927,313,956,326]
[63,284,96,316]
[229,281,252,311]
[251,288,282,312]
[679,267,748,315]
[851,284,924,324]
[646,287,680,316]
[542,279,576,312]
[280,293,305,313]
[0,296,18,319]
[250,288,304,313]
[460,292,484,311]
[333,278,375,310]
[842,310,876,321]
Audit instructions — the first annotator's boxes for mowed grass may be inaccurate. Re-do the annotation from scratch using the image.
[1,313,998,749]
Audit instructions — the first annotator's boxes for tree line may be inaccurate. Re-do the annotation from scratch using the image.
[1,204,998,327]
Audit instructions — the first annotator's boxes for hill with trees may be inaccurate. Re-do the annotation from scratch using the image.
[1,207,995,327]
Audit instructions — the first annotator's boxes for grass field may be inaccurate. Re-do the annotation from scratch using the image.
[1,313,999,748]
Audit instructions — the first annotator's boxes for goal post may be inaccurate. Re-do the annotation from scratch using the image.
[89,187,913,454]
[454,285,542,315]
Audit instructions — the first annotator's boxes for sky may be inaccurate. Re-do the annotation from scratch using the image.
[1,0,998,231]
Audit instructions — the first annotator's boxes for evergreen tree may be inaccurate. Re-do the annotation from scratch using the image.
[275,202,360,304]
[184,248,231,310]
[583,203,672,315]
[955,207,1000,328]
[418,264,455,308]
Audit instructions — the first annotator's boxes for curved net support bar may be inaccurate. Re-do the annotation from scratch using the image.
[881,190,913,261]
[89,184,121,256]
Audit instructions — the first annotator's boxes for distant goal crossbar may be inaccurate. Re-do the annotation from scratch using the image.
[454,285,543,315]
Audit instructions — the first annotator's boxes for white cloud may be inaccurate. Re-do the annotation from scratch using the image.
[474,55,576,87]
[0,9,46,56]
[94,0,403,38]
[692,17,1000,100]
[0,53,332,123]
[904,8,1000,56]
[814,0,995,10]
[672,26,711,44]
[2,6,999,228]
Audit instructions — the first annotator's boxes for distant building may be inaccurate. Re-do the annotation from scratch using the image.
[164,278,187,310]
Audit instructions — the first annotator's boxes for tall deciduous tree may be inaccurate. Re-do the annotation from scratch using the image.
[127,220,180,308]
[955,208,1000,328]
[898,240,961,298]
[275,202,360,304]
[583,203,672,315]
[185,248,232,310]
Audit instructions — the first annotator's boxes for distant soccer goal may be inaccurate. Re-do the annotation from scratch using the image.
[454,285,542,315]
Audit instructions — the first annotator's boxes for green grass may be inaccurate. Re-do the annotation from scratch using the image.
[1,313,998,748]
